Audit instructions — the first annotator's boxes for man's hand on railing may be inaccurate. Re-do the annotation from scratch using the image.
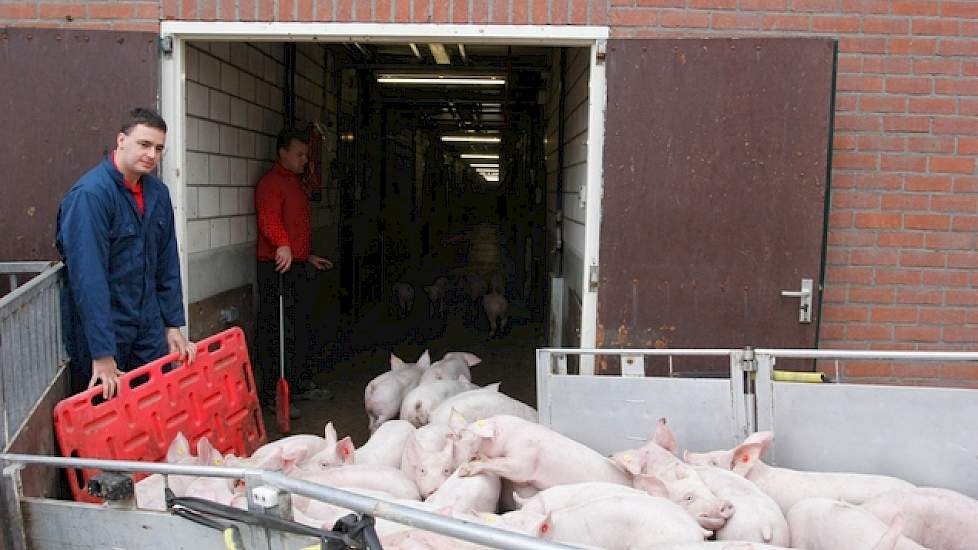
[90,356,123,399]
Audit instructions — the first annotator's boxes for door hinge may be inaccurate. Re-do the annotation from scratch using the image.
[588,263,599,292]
[159,35,173,55]
[595,40,607,64]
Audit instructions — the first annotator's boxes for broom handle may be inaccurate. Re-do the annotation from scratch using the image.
[279,273,285,380]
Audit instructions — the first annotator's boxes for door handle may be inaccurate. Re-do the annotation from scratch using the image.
[781,278,814,323]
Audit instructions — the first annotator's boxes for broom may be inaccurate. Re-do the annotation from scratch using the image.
[276,272,291,433]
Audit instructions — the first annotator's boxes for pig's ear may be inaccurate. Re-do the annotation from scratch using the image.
[457,374,468,383]
[254,448,284,471]
[167,432,191,463]
[744,431,775,456]
[197,437,222,466]
[872,514,905,550]
[634,473,669,498]
[484,382,501,393]
[731,442,763,476]
[448,408,468,431]
[324,422,337,445]
[612,450,645,475]
[461,353,481,366]
[652,418,679,454]
[535,512,554,539]
[468,418,495,439]
[439,439,454,460]
[337,437,356,464]
[418,350,432,369]
[390,354,405,370]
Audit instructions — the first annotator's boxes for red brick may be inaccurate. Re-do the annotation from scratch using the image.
[901,250,947,267]
[835,114,882,132]
[297,0,313,20]
[862,17,909,34]
[934,117,978,135]
[834,134,858,150]
[839,36,887,54]
[889,38,937,56]
[954,176,978,192]
[740,0,787,8]
[182,0,198,19]
[893,0,939,15]
[857,135,906,152]
[660,10,711,28]
[926,232,976,250]
[884,56,913,74]
[846,361,893,377]
[512,0,527,23]
[39,3,87,19]
[828,231,876,246]
[948,252,978,268]
[881,193,928,210]
[792,0,837,11]
[278,0,295,20]
[410,0,428,22]
[591,0,608,24]
[848,325,893,341]
[763,14,811,31]
[258,0,276,20]
[905,213,951,230]
[823,286,848,302]
[828,211,854,228]
[859,96,907,114]
[239,0,256,20]
[826,248,850,265]
[872,307,918,322]
[913,59,962,76]
[908,136,955,153]
[636,0,683,5]
[163,0,179,19]
[883,116,930,133]
[895,326,940,342]
[823,306,870,322]
[897,288,943,304]
[935,78,978,96]
[850,287,896,303]
[938,40,978,57]
[932,194,978,212]
[892,362,943,378]
[551,0,568,23]
[200,1,217,19]
[922,270,970,287]
[0,3,37,18]
[908,97,955,115]
[875,268,922,284]
[912,18,960,36]
[218,0,236,19]
[952,215,978,231]
[111,22,160,31]
[471,0,489,23]
[961,98,978,116]
[819,324,846,340]
[827,267,875,285]
[946,290,978,306]
[854,212,901,228]
[832,190,880,208]
[531,0,547,23]
[944,2,978,18]
[919,308,968,324]
[959,137,978,155]
[851,249,899,265]
[570,0,586,24]
[609,8,658,25]
[89,2,139,18]
[834,152,878,170]
[880,153,927,171]
[848,172,903,189]
[879,231,925,248]
[315,0,333,20]
[931,156,977,174]
[813,15,860,32]
[886,76,934,94]
[712,13,763,29]
[837,55,863,74]
[940,363,978,381]
[688,0,736,8]
[965,21,978,37]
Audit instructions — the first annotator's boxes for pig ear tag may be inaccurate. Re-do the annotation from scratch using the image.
[622,453,633,463]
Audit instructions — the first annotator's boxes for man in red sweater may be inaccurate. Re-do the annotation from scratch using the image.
[255,129,334,417]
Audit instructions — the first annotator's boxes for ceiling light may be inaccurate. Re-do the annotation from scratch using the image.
[460,153,499,159]
[441,135,501,143]
[429,43,451,65]
[377,74,505,86]
[469,163,499,168]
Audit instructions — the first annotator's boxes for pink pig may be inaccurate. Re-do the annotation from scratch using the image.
[862,488,978,550]
[400,376,478,427]
[353,419,416,469]
[788,497,930,550]
[365,351,430,432]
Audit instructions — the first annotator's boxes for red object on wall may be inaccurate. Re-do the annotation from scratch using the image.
[52,327,267,503]
[301,122,324,195]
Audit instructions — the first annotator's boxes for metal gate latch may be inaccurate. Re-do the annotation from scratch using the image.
[780,278,813,323]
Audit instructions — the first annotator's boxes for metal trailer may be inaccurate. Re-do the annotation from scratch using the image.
[536,347,978,498]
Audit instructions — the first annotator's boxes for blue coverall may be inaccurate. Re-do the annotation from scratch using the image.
[56,156,185,393]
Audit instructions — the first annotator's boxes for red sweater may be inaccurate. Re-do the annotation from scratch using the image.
[255,163,311,262]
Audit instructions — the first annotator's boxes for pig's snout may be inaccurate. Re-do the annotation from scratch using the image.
[719,500,735,518]
[696,514,727,530]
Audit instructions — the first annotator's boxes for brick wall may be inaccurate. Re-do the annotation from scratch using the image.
[3,0,976,384]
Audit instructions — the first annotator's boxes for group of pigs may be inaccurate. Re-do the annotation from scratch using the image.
[394,272,510,338]
[135,350,977,550]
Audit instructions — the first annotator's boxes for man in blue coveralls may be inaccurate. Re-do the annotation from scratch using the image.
[56,108,196,399]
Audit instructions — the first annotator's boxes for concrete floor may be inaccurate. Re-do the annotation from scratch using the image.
[260,299,546,446]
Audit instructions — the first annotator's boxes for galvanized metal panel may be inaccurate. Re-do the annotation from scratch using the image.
[542,374,740,456]
[0,28,159,261]
[598,38,836,371]
[764,382,978,498]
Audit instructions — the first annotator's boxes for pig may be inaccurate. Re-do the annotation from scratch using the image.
[456,415,632,491]
[692,466,789,546]
[462,273,488,325]
[508,495,712,548]
[401,376,479,427]
[683,431,915,514]
[861,488,978,550]
[181,438,238,505]
[245,423,349,474]
[787,497,930,550]
[428,384,538,426]
[424,469,501,514]
[394,282,415,318]
[482,292,508,338]
[646,544,792,550]
[423,277,449,319]
[300,423,357,471]
[440,352,482,367]
[353,419,416,469]
[401,423,477,498]
[515,481,668,515]
[365,351,430,432]
[612,420,735,531]
[292,465,421,513]
[418,357,473,386]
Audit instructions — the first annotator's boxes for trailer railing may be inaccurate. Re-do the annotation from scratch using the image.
[0,453,578,550]
[0,262,67,451]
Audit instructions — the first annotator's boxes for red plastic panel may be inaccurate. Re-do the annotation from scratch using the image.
[53,327,267,502]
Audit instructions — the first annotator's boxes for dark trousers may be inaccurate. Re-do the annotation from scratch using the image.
[256,261,320,399]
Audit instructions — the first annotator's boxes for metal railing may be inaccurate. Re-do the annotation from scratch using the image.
[0,262,67,451]
[0,453,577,550]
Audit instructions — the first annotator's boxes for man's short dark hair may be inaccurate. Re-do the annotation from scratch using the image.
[120,108,167,135]
[276,129,308,151]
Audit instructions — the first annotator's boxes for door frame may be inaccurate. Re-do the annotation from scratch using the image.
[159,22,609,356]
